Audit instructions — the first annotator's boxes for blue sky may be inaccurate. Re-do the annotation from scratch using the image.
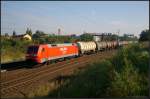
[1,1,149,37]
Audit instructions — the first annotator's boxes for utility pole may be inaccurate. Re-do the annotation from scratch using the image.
[117,29,120,47]
[117,29,120,39]
[116,29,120,71]
[58,28,61,35]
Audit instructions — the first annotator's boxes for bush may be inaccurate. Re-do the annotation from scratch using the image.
[107,43,149,97]
[1,37,32,63]
[112,43,149,74]
[49,60,113,98]
[106,57,146,97]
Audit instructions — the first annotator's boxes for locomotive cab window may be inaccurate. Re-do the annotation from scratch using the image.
[42,48,45,52]
[27,46,39,54]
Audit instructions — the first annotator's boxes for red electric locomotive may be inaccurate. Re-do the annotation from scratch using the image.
[26,43,79,63]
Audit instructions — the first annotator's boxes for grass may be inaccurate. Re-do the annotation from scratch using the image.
[1,38,31,63]
[1,47,25,63]
[26,83,51,98]
[25,82,59,98]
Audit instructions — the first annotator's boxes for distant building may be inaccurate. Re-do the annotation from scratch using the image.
[13,34,32,41]
[84,32,112,41]
[23,34,32,40]
[2,33,11,39]
[70,34,76,37]
[93,36,101,41]
[40,34,49,38]
[124,34,134,38]
[59,34,77,38]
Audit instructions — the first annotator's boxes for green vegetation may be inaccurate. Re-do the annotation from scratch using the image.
[1,37,32,63]
[26,28,32,36]
[107,43,149,97]
[32,32,78,44]
[139,29,150,41]
[49,60,112,98]
[47,43,149,98]
[26,83,54,98]
[119,34,138,41]
[80,33,93,41]
[100,34,138,41]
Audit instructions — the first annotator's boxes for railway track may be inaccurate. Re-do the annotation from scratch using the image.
[1,49,117,97]
[1,49,112,82]
[1,53,95,82]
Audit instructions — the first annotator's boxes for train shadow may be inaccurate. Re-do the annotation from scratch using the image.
[1,61,40,71]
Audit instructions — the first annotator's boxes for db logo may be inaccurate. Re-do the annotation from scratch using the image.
[60,47,67,54]
[60,47,67,51]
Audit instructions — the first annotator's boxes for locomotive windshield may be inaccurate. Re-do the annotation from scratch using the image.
[27,46,39,54]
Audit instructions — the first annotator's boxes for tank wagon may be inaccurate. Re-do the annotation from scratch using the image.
[112,41,118,48]
[76,41,97,54]
[119,41,123,46]
[95,41,107,51]
[106,41,114,49]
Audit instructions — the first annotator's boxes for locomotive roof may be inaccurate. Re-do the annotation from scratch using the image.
[28,43,77,49]
[47,43,75,47]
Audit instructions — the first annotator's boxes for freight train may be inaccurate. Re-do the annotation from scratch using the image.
[26,41,137,64]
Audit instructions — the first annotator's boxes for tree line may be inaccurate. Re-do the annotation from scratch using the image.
[139,29,150,41]
[1,28,148,63]
[3,28,149,44]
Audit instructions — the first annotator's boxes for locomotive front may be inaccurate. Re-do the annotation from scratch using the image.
[26,45,41,63]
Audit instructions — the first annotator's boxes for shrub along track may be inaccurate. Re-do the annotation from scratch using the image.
[1,49,117,98]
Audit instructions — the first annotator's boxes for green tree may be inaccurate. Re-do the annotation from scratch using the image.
[32,30,46,38]
[139,29,150,41]
[80,33,93,41]
[107,57,143,97]
[12,30,16,37]
[109,34,118,41]
[5,33,9,37]
[26,28,32,36]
